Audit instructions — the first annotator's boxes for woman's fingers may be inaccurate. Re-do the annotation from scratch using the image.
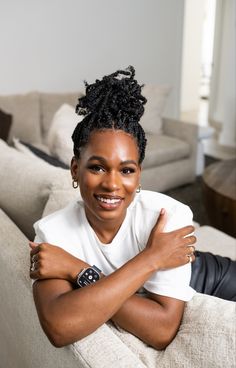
[29,242,41,257]
[184,235,197,246]
[184,244,196,265]
[186,253,196,264]
[29,241,39,249]
[29,242,46,278]
[187,245,196,255]
[172,225,195,237]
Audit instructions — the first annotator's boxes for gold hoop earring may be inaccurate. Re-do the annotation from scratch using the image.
[72,179,79,189]
[136,184,141,193]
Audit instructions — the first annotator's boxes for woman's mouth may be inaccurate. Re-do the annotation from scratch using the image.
[94,195,123,209]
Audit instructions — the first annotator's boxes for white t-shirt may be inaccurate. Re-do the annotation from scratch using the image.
[34,190,196,301]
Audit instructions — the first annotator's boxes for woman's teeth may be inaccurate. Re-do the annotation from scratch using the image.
[97,196,121,204]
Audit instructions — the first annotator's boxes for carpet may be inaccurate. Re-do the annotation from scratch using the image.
[164,156,219,226]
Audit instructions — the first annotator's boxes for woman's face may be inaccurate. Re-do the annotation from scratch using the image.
[71,129,141,228]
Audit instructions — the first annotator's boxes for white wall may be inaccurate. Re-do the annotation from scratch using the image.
[209,0,236,148]
[0,0,184,118]
[180,0,206,112]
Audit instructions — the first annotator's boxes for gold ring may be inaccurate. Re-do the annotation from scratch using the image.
[30,262,36,272]
[32,254,37,263]
[188,255,193,263]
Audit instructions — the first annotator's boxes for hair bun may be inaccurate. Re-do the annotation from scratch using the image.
[76,66,146,124]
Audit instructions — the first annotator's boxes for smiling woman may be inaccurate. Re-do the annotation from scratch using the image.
[71,130,141,243]
[29,66,236,351]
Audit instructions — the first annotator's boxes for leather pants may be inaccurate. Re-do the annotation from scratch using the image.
[190,251,236,302]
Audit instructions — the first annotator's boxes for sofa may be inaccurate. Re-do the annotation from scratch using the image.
[0,139,236,368]
[0,88,199,192]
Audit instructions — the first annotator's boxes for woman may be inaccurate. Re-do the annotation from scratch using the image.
[29,66,235,350]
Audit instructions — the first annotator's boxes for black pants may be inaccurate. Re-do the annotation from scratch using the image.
[190,251,236,302]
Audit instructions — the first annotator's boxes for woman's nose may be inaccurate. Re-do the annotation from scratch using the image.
[101,171,121,191]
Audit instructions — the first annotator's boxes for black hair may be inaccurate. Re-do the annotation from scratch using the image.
[72,66,147,163]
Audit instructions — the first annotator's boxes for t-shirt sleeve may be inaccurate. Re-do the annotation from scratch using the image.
[143,204,196,301]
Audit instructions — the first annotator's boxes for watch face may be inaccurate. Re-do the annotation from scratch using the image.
[78,267,100,287]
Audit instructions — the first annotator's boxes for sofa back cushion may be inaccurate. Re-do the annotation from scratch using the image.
[40,92,83,141]
[0,209,84,368]
[47,104,83,166]
[0,92,41,144]
[143,133,190,169]
[140,85,171,135]
[0,139,77,240]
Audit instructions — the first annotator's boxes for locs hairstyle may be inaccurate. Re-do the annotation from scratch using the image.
[72,66,147,164]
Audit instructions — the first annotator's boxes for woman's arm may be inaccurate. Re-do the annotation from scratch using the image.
[31,211,196,348]
[32,249,162,348]
[112,293,185,349]
[30,243,186,349]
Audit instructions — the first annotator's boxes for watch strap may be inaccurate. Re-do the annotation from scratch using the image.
[91,265,102,273]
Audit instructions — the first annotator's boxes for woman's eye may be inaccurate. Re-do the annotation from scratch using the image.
[88,165,104,173]
[122,167,135,175]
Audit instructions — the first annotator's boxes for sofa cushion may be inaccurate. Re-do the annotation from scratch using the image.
[195,226,236,260]
[108,293,236,367]
[143,133,190,169]
[47,104,83,166]
[0,209,89,368]
[140,85,171,135]
[40,92,83,141]
[42,186,80,218]
[0,139,74,240]
[0,92,41,144]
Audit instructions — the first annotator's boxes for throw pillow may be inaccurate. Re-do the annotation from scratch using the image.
[0,109,12,141]
[0,139,72,240]
[42,187,81,218]
[40,92,82,141]
[140,85,171,134]
[47,104,83,166]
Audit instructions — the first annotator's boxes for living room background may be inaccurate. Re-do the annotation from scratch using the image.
[1,0,235,151]
[0,0,185,120]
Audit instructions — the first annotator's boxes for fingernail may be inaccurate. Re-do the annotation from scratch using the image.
[160,208,165,215]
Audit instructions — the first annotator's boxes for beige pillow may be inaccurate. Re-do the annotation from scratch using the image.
[40,92,82,141]
[140,85,171,134]
[42,186,81,218]
[0,139,72,240]
[47,104,83,166]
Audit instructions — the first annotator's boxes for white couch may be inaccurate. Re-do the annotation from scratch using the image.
[0,88,199,192]
[0,139,235,368]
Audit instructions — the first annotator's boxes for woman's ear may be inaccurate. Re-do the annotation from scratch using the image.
[70,156,79,181]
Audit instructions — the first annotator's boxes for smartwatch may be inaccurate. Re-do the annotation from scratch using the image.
[76,265,102,288]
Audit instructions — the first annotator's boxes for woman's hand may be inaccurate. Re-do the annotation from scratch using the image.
[145,208,196,270]
[29,242,89,283]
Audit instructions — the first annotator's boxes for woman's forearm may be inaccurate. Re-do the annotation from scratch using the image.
[112,293,185,350]
[33,249,157,347]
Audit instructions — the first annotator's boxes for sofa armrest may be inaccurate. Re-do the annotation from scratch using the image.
[0,209,146,368]
[163,117,199,146]
[162,117,199,167]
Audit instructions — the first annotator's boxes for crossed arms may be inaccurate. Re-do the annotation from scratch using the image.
[30,210,196,349]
